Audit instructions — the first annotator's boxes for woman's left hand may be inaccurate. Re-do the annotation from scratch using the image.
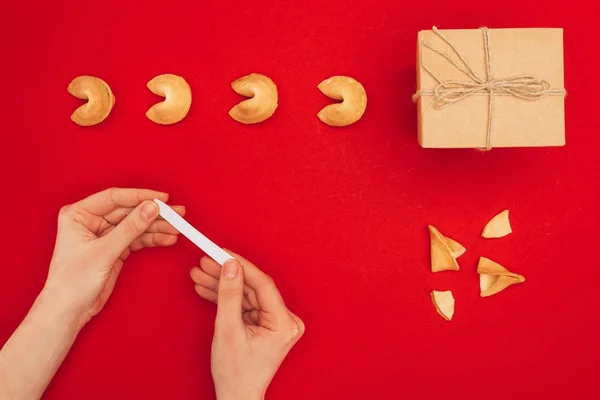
[44,188,185,326]
[0,188,185,399]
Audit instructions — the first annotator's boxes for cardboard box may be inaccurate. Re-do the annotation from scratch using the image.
[415,27,565,149]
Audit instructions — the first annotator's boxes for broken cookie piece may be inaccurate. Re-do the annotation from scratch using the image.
[430,290,455,321]
[482,210,512,238]
[429,225,465,272]
[478,256,525,297]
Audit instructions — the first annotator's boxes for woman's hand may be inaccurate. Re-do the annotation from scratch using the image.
[1,188,185,399]
[190,251,305,400]
[44,188,185,326]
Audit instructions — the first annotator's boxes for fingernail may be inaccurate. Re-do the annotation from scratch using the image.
[141,202,159,220]
[223,260,239,279]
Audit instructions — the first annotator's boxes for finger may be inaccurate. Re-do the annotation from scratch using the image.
[244,285,260,310]
[104,205,186,226]
[76,188,169,216]
[224,249,288,318]
[199,256,221,279]
[100,224,116,237]
[193,265,259,310]
[200,256,259,300]
[241,297,254,311]
[103,207,134,225]
[104,218,180,236]
[96,218,113,236]
[195,284,253,312]
[99,201,160,257]
[130,233,178,251]
[190,267,220,290]
[119,247,131,262]
[215,259,245,333]
[288,311,306,341]
[195,285,218,304]
[243,309,261,326]
[99,207,185,237]
[146,220,181,235]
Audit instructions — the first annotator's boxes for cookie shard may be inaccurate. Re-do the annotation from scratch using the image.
[478,257,525,297]
[482,210,512,238]
[431,290,455,321]
[445,236,466,258]
[429,225,464,272]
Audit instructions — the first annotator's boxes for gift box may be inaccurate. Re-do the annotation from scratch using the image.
[414,27,566,149]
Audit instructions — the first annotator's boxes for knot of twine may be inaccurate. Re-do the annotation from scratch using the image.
[413,26,566,150]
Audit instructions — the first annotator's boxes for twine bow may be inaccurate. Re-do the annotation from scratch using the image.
[413,26,566,150]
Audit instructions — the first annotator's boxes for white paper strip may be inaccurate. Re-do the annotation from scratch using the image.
[154,199,232,266]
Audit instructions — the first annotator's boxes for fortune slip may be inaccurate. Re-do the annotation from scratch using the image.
[414,27,566,149]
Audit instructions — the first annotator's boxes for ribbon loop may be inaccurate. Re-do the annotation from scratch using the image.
[432,75,553,109]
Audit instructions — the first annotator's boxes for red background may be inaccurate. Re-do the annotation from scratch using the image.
[1,0,599,398]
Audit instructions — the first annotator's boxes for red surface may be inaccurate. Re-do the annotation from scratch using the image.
[1,0,599,398]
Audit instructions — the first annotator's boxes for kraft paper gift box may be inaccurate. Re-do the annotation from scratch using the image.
[414,27,566,149]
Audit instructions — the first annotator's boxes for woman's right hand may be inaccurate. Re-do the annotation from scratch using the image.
[190,251,305,400]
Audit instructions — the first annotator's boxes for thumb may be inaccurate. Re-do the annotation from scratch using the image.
[216,259,245,332]
[101,200,159,258]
